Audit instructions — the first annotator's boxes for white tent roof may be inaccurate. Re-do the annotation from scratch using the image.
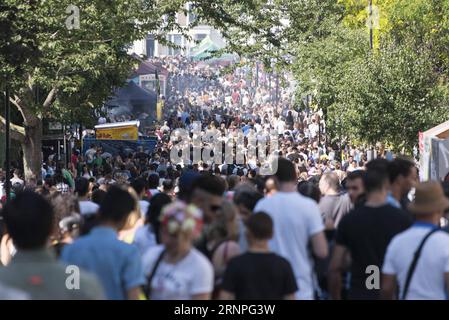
[423,119,449,140]
[95,121,140,130]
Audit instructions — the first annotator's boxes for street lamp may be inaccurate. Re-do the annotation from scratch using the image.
[317,108,324,146]
[366,0,381,50]
[255,61,259,88]
[276,72,279,106]
[369,0,373,50]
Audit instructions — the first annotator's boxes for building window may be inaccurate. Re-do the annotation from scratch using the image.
[195,34,207,42]
[167,34,183,55]
[145,35,155,57]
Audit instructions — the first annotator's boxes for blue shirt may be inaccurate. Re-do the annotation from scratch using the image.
[386,193,401,209]
[61,226,145,300]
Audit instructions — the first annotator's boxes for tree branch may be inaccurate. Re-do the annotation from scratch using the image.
[10,95,27,120]
[9,94,38,125]
[43,87,58,109]
[0,115,26,143]
[78,39,113,43]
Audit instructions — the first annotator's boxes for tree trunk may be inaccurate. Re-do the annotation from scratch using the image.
[21,120,42,181]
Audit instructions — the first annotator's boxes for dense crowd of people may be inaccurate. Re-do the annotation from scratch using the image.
[0,56,448,300]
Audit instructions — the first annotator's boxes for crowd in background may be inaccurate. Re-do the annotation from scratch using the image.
[0,56,448,300]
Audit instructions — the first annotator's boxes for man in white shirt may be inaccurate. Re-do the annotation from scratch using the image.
[254,158,328,299]
[85,145,97,166]
[382,181,449,300]
[160,121,170,133]
[75,177,99,216]
[276,118,285,136]
[10,169,24,187]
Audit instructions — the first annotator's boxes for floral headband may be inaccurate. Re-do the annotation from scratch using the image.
[160,201,203,237]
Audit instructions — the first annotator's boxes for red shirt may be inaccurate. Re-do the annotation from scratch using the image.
[71,154,78,166]
[231,91,240,104]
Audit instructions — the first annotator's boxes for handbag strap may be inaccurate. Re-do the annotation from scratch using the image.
[401,228,440,300]
[144,249,166,299]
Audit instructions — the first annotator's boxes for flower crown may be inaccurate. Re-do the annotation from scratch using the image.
[160,201,203,236]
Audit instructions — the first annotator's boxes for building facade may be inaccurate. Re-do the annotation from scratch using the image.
[129,3,225,57]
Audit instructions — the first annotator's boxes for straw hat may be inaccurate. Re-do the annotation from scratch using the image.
[408,181,449,214]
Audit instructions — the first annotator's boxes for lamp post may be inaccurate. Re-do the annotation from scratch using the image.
[255,61,259,88]
[268,73,272,102]
[318,108,324,147]
[275,73,279,106]
[369,0,374,50]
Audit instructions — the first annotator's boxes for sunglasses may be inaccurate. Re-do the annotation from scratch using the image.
[210,205,222,212]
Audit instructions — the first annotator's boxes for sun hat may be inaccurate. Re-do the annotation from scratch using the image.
[408,181,449,214]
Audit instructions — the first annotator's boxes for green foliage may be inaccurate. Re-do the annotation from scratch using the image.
[219,0,449,151]
[2,0,449,156]
[0,0,266,125]
[331,41,448,151]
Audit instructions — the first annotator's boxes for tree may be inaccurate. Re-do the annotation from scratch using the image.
[0,0,260,179]
[331,41,449,152]
[222,0,449,152]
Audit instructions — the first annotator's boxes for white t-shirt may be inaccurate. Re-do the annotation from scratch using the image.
[85,148,96,163]
[97,177,116,185]
[276,120,285,135]
[139,200,149,218]
[142,245,213,300]
[382,224,449,300]
[0,182,4,200]
[78,200,99,216]
[254,192,325,300]
[10,177,24,186]
[149,189,160,198]
[309,123,319,138]
[133,225,157,256]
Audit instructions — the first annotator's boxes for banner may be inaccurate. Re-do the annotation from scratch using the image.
[96,126,138,141]
[431,138,440,180]
[438,139,449,180]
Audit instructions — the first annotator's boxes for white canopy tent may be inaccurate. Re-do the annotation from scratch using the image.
[420,119,449,181]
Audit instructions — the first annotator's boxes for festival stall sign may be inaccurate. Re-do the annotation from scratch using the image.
[95,121,139,141]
